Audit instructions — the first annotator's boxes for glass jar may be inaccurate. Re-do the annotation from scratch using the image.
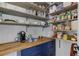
[61,24,65,31]
[56,15,60,22]
[52,25,57,31]
[57,24,62,31]
[67,11,72,20]
[64,12,68,20]
[62,33,68,40]
[61,13,65,21]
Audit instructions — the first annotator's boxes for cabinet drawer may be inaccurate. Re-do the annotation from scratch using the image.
[21,45,41,56]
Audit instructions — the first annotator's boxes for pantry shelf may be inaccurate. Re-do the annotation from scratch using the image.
[46,2,62,10]
[55,38,77,43]
[52,18,77,25]
[7,2,46,12]
[49,4,77,16]
[54,30,77,33]
[0,7,49,21]
[0,22,48,27]
[34,2,49,6]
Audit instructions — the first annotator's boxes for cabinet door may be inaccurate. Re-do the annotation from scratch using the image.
[56,39,71,56]
[41,43,49,56]
[48,40,56,56]
[21,45,41,56]
[41,40,56,56]
[21,40,55,56]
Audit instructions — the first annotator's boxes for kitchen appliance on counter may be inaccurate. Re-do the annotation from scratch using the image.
[18,31,26,43]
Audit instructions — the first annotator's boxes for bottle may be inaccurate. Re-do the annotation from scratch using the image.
[64,12,68,20]
[56,15,60,22]
[67,11,72,20]
[52,5,57,12]
[15,34,20,42]
[28,34,32,42]
[36,11,38,16]
[61,13,65,21]
[67,34,71,40]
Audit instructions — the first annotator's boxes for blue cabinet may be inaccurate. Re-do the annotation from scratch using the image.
[21,45,42,56]
[41,40,55,56]
[21,40,55,56]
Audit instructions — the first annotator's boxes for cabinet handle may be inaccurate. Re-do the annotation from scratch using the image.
[59,40,61,48]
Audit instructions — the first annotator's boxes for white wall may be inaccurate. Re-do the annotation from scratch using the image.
[0,2,53,56]
[0,25,26,44]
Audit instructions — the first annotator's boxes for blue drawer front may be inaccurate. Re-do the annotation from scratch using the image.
[21,45,41,56]
[41,40,55,56]
[21,40,55,56]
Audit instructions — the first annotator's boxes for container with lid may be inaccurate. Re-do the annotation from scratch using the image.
[57,24,62,31]
[62,33,69,40]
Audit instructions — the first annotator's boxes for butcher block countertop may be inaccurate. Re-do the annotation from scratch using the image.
[0,37,53,56]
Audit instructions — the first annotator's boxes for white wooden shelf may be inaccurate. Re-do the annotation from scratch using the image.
[7,2,46,12]
[0,6,49,21]
[49,4,77,16]
[0,22,48,27]
[55,38,77,43]
[51,18,77,25]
